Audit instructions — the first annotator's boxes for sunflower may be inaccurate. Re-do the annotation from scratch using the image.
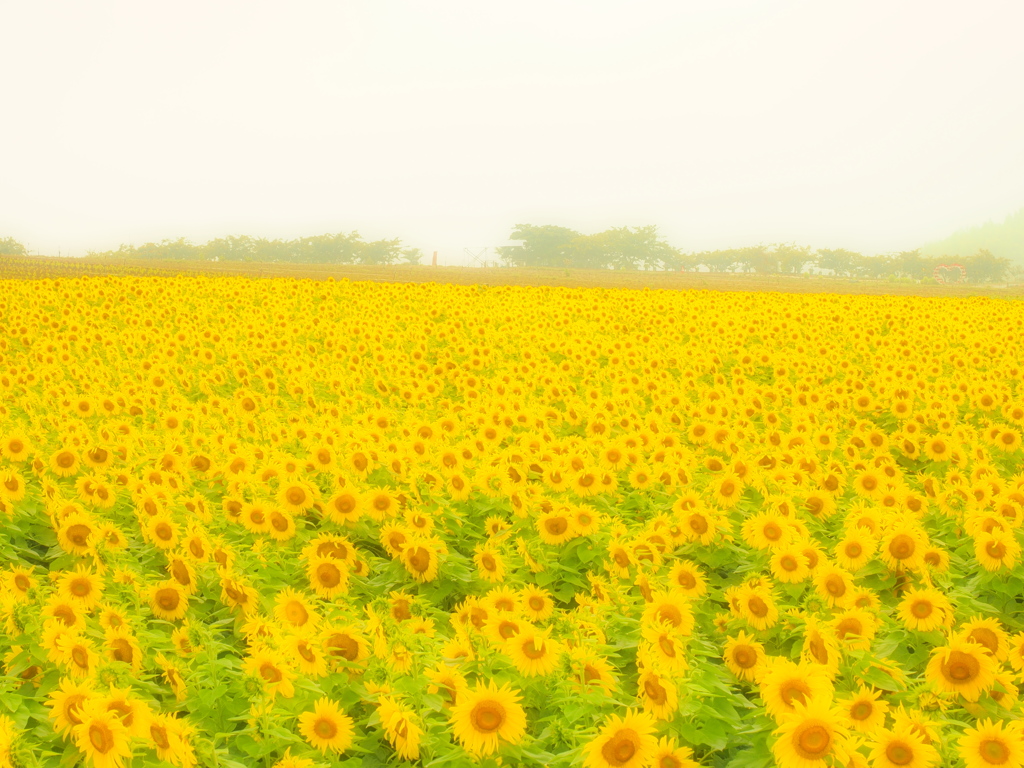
[536,509,577,545]
[307,556,349,599]
[834,526,876,571]
[770,545,811,584]
[957,617,1010,661]
[243,649,296,699]
[666,560,707,597]
[283,633,328,678]
[520,586,555,621]
[724,631,766,682]
[958,718,1024,768]
[738,584,779,631]
[640,623,688,674]
[47,676,98,736]
[377,696,422,761]
[637,670,678,720]
[650,737,699,768]
[320,625,370,666]
[741,511,791,550]
[641,590,695,636]
[868,725,940,768]
[148,712,197,768]
[772,700,849,768]
[838,687,888,734]
[450,680,527,756]
[813,565,854,609]
[100,685,152,738]
[298,697,355,755]
[104,627,143,673]
[402,538,442,582]
[504,627,563,677]
[474,547,506,582]
[897,587,951,633]
[58,566,104,610]
[879,523,925,570]
[582,709,657,768]
[50,448,81,478]
[974,528,1021,571]
[925,638,997,701]
[57,511,96,556]
[325,489,363,524]
[274,587,318,630]
[72,700,132,768]
[759,659,834,722]
[150,581,189,622]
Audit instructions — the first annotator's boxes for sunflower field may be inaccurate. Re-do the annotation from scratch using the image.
[1,275,1024,768]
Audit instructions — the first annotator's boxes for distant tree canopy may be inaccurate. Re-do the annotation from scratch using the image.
[0,237,27,256]
[497,225,683,270]
[86,233,422,265]
[499,226,1014,282]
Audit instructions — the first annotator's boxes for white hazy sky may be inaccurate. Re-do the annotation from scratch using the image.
[2,1,1023,263]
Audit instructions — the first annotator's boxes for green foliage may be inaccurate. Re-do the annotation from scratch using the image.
[0,237,28,256]
[87,233,421,266]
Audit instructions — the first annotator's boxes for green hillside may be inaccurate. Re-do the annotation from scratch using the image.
[922,207,1024,262]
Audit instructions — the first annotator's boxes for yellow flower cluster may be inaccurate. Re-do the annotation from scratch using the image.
[0,274,1023,768]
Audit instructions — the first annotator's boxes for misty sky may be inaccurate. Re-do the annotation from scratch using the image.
[2,1,1023,264]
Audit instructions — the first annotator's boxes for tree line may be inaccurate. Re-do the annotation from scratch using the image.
[2,227,1017,282]
[498,224,1016,282]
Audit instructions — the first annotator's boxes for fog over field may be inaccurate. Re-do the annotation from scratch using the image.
[2,1,1023,262]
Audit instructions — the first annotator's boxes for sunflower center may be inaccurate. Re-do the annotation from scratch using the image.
[911,600,933,619]
[826,575,846,597]
[297,642,317,663]
[677,571,697,589]
[781,681,810,707]
[943,650,980,682]
[285,601,309,625]
[688,514,708,534]
[850,701,872,720]
[71,646,89,669]
[795,723,831,758]
[498,621,519,639]
[763,523,782,541]
[314,717,338,740]
[260,663,282,683]
[522,639,546,660]
[808,638,828,664]
[889,534,915,560]
[545,517,568,535]
[316,563,342,587]
[733,645,757,668]
[969,628,999,655]
[407,547,431,573]
[980,738,1010,765]
[57,452,76,468]
[657,605,684,627]
[747,597,769,617]
[67,524,90,546]
[70,578,91,597]
[658,635,676,658]
[326,634,359,660]
[644,677,667,703]
[845,542,862,558]
[602,730,638,766]
[88,722,114,753]
[528,596,545,611]
[471,701,505,733]
[986,541,1007,559]
[157,589,180,611]
[109,638,132,663]
[885,741,914,766]
[151,724,170,749]
[780,555,799,572]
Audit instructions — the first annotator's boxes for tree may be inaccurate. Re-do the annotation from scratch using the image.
[775,243,814,274]
[815,248,862,277]
[497,224,581,267]
[963,248,1010,283]
[0,237,27,256]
